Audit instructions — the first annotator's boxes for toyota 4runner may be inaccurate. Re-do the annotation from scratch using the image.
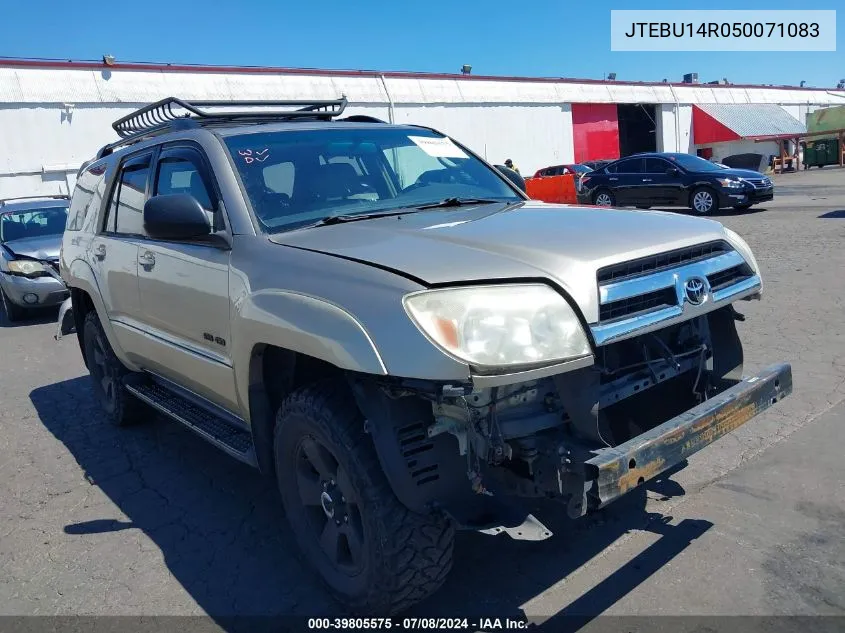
[55,97,792,614]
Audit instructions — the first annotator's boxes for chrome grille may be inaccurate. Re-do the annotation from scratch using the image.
[597,240,732,283]
[743,177,771,188]
[599,287,677,322]
[591,241,763,346]
[707,264,754,292]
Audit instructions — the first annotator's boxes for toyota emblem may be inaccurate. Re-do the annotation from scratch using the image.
[684,277,707,305]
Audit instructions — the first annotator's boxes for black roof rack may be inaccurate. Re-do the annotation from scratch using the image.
[0,194,70,207]
[97,96,349,159]
[112,96,349,138]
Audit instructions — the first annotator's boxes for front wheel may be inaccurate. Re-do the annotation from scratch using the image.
[690,187,719,215]
[275,381,455,614]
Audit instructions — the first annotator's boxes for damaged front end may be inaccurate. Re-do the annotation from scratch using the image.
[352,305,792,538]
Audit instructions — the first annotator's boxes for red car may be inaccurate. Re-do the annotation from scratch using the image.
[532,163,593,178]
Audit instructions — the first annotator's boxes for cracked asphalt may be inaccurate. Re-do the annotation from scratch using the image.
[1,168,844,629]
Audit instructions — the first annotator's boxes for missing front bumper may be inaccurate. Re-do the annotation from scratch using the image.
[569,362,792,517]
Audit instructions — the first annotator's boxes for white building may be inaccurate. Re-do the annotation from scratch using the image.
[2,58,844,197]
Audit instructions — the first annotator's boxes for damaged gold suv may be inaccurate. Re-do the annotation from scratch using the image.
[56,97,792,614]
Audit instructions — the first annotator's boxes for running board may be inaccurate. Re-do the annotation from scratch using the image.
[124,379,258,468]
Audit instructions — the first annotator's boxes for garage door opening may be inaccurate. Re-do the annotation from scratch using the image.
[618,104,657,157]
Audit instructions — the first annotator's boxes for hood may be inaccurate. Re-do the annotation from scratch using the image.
[706,168,767,180]
[270,201,730,323]
[1,234,62,260]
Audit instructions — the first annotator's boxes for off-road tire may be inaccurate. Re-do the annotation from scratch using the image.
[274,380,455,615]
[0,288,27,322]
[82,310,146,426]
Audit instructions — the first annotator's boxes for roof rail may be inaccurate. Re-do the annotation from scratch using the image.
[0,194,70,207]
[95,96,349,159]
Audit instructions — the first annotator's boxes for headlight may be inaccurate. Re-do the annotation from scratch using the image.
[723,227,761,276]
[403,284,592,369]
[7,260,46,276]
[717,178,743,189]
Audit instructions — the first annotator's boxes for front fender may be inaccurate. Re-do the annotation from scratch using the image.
[65,258,140,371]
[232,290,388,415]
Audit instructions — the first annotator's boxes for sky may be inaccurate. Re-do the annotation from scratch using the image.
[1,0,843,87]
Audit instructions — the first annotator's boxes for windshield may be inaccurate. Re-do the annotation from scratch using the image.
[666,154,724,172]
[0,206,68,242]
[223,127,522,232]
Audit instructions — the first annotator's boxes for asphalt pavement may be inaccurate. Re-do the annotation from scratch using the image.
[1,168,843,631]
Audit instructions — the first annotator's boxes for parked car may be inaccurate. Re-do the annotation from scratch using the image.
[56,97,791,615]
[576,152,774,214]
[532,163,592,178]
[0,195,70,321]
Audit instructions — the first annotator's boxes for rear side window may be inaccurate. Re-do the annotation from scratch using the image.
[645,158,672,173]
[104,153,152,236]
[613,158,644,174]
[67,165,107,231]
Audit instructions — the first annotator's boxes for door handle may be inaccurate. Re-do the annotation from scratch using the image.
[93,244,106,260]
[641,179,653,182]
[609,178,618,181]
[138,251,155,268]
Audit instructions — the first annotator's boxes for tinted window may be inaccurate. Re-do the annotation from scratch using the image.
[155,155,213,210]
[645,158,672,173]
[154,151,220,230]
[614,159,643,174]
[224,128,520,233]
[666,153,722,172]
[105,154,151,236]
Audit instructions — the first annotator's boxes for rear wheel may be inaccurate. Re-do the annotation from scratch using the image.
[690,187,719,215]
[274,381,455,614]
[82,310,147,426]
[593,189,615,207]
[0,289,27,322]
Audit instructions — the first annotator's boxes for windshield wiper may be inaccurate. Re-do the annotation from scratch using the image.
[307,210,408,228]
[414,197,502,210]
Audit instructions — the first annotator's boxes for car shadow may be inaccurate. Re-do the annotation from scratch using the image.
[31,377,700,630]
[818,209,845,219]
[0,305,59,328]
[658,206,767,218]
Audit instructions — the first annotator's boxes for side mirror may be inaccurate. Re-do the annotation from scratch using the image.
[144,194,212,240]
[666,167,680,176]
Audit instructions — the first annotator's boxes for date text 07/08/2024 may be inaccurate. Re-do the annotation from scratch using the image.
[307,617,528,630]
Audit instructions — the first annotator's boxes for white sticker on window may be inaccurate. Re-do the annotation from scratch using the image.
[408,136,468,158]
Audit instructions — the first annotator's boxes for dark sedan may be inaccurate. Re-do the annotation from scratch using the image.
[575,152,774,215]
